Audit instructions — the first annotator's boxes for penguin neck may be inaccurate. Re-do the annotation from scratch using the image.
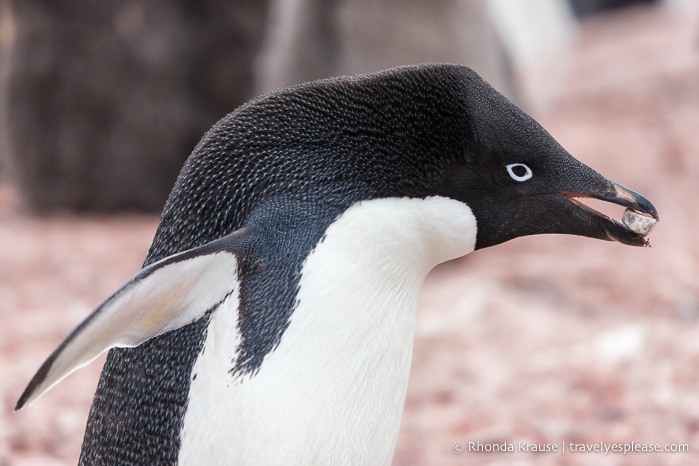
[179,196,477,465]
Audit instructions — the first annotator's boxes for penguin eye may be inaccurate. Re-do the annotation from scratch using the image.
[506,163,533,182]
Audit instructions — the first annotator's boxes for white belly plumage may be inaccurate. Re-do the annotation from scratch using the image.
[179,196,477,465]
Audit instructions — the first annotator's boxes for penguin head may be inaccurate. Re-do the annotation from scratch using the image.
[169,64,656,255]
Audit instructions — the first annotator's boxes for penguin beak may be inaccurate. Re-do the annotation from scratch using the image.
[558,181,659,247]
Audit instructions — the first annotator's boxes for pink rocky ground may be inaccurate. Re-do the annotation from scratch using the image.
[2,4,699,465]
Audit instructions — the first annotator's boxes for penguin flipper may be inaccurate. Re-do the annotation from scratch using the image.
[16,231,248,410]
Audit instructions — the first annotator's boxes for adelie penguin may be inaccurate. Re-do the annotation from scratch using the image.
[16,64,658,465]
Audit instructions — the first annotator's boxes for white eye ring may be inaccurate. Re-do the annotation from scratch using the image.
[506,163,533,182]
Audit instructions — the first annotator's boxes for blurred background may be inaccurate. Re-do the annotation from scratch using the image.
[0,0,698,464]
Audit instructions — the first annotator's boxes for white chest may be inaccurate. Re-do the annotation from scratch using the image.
[178,196,477,465]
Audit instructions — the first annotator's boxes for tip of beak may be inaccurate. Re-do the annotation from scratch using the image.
[612,182,659,220]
